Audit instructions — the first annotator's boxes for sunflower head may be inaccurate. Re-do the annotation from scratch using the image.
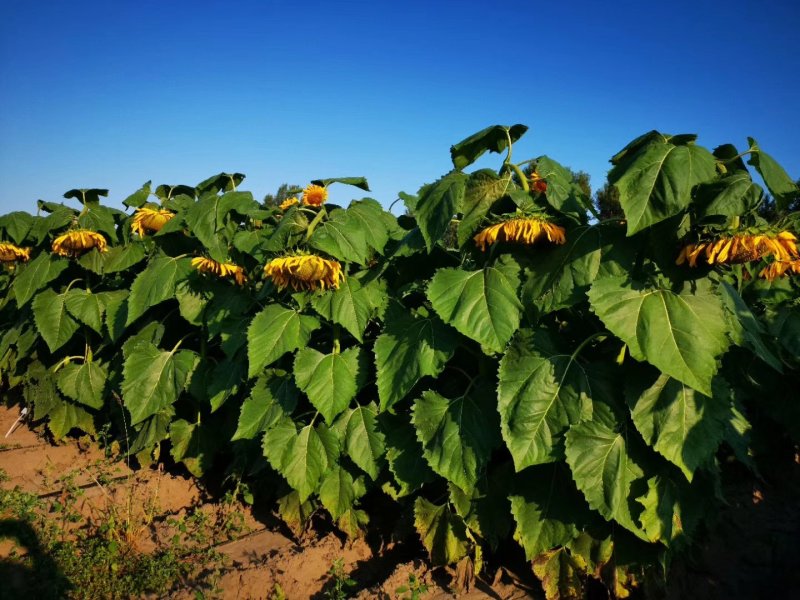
[264,254,343,291]
[676,231,799,268]
[474,217,566,251]
[131,207,175,237]
[0,242,31,263]
[52,230,108,257]
[279,197,299,211]
[191,257,248,286]
[759,258,800,281]
[302,184,328,207]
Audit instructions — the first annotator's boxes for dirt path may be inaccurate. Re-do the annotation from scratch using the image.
[0,405,536,599]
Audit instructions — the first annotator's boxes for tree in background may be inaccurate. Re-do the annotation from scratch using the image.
[263,183,301,208]
[595,181,623,219]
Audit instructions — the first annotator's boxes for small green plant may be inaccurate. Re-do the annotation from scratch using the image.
[324,557,357,599]
[396,572,429,600]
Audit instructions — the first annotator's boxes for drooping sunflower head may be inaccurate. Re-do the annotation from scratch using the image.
[52,230,108,257]
[676,230,799,268]
[474,217,566,251]
[279,197,299,211]
[191,257,248,286]
[0,242,31,263]
[131,207,175,237]
[302,184,328,207]
[759,258,800,281]
[264,254,343,291]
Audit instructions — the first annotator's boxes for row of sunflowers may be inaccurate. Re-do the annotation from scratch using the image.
[1,125,798,598]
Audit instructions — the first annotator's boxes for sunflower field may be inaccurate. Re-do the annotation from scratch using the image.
[1,125,799,597]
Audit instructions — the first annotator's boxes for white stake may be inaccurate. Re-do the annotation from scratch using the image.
[4,406,29,438]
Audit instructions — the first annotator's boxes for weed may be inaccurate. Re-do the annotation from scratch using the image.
[396,572,429,600]
[324,557,357,599]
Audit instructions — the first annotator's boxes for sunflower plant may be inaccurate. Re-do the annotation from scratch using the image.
[0,127,798,599]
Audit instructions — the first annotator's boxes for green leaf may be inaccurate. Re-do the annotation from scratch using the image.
[195,172,245,195]
[635,474,708,544]
[64,289,106,334]
[343,199,390,254]
[498,330,593,471]
[31,289,80,352]
[104,291,129,342]
[335,403,385,480]
[428,256,522,353]
[262,415,299,472]
[414,171,468,252]
[627,371,730,481]
[412,389,499,490]
[413,497,470,566]
[0,211,34,244]
[509,464,589,559]
[64,188,108,205]
[311,176,370,191]
[319,464,365,520]
[100,243,147,274]
[276,489,315,537]
[449,124,528,170]
[747,138,799,211]
[380,411,435,497]
[169,419,220,477]
[56,361,107,410]
[311,272,387,342]
[78,205,117,238]
[263,207,308,251]
[42,398,95,440]
[448,463,513,548]
[694,171,763,218]
[531,548,585,600]
[122,181,152,209]
[374,304,458,410]
[719,281,782,372]
[126,256,193,325]
[121,341,199,425]
[232,370,299,441]
[280,423,338,501]
[609,134,717,235]
[457,169,514,246]
[12,253,69,307]
[536,156,584,216]
[184,193,232,262]
[293,346,367,425]
[588,277,730,395]
[207,358,246,412]
[565,417,647,539]
[308,208,371,264]
[247,305,320,378]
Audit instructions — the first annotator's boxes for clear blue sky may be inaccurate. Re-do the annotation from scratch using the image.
[1,0,798,214]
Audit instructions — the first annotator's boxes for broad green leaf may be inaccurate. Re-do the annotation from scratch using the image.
[627,371,730,481]
[308,208,371,264]
[380,411,435,497]
[344,198,391,254]
[412,389,500,490]
[232,370,299,441]
[280,423,338,501]
[128,410,173,455]
[457,169,514,246]
[64,188,108,205]
[413,497,470,566]
[319,464,365,520]
[262,415,299,472]
[588,277,730,395]
[747,137,799,211]
[195,172,245,195]
[127,255,193,325]
[31,289,80,352]
[335,403,385,480]
[448,463,513,548]
[719,281,782,372]
[263,207,308,251]
[184,193,232,262]
[311,274,387,342]
[103,291,129,342]
[121,341,198,425]
[374,304,458,410]
[100,243,147,273]
[122,181,152,209]
[531,548,585,600]
[498,330,593,471]
[293,346,367,425]
[609,134,717,235]
[12,253,69,307]
[694,171,763,218]
[427,256,522,353]
[509,464,590,559]
[450,124,528,170]
[169,419,220,477]
[276,489,315,536]
[27,365,95,439]
[42,397,95,440]
[565,417,647,539]
[56,361,107,410]
[536,156,584,216]
[414,171,468,252]
[207,358,246,412]
[247,305,320,378]
[0,211,34,244]
[64,289,106,334]
[635,474,704,544]
[78,205,118,238]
